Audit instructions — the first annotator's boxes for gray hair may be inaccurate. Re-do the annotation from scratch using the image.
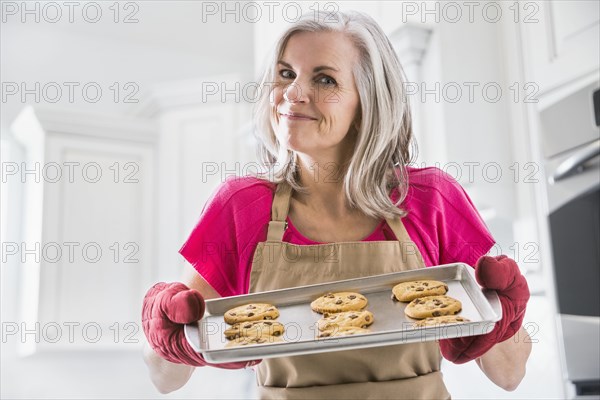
[251,10,416,219]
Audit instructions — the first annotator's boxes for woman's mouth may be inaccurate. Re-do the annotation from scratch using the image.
[280,112,317,121]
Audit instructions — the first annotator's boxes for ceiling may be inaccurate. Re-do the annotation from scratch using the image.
[0,1,257,126]
[2,1,255,54]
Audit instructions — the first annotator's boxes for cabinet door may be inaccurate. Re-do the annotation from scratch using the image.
[523,0,599,94]
[32,134,155,351]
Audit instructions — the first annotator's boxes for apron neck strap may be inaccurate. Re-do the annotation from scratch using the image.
[266,181,293,241]
[384,214,413,244]
[266,181,410,244]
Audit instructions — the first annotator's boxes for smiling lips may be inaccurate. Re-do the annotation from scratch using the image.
[280,111,317,121]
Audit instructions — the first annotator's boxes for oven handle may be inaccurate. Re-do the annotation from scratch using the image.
[552,140,600,182]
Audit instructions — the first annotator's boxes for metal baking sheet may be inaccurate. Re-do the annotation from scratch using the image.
[185,263,502,363]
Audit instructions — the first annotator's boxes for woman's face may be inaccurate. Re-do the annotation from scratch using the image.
[271,31,361,164]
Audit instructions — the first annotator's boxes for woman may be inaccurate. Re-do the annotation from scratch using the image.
[142,10,532,399]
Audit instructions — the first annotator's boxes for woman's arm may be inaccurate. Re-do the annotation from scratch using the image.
[475,326,532,391]
[143,341,195,394]
[143,265,222,394]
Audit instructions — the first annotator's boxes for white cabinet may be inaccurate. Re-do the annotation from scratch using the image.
[10,106,157,352]
[522,0,599,97]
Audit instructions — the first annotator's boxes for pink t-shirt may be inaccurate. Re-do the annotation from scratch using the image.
[179,167,496,297]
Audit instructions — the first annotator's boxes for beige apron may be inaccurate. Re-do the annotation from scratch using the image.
[249,181,450,400]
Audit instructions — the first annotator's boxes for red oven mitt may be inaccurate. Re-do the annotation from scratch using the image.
[439,255,530,364]
[142,282,261,369]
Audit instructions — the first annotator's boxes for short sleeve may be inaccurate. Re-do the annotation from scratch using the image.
[179,180,240,297]
[404,167,496,267]
[178,176,274,297]
[433,171,496,266]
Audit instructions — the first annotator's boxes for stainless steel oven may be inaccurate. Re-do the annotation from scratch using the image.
[542,81,600,397]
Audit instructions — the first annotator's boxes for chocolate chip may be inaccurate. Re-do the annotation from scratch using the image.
[348,295,356,299]
[365,316,371,322]
[273,331,281,336]
[244,324,252,328]
[326,293,335,298]
[320,332,331,337]
[416,287,424,291]
[335,300,343,305]
[230,313,236,316]
[264,321,272,325]
[432,311,441,317]
[423,282,429,286]
[247,312,255,317]
[324,313,330,318]
[349,315,358,319]
[440,304,448,308]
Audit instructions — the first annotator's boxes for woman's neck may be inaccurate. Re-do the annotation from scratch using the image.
[293,153,356,218]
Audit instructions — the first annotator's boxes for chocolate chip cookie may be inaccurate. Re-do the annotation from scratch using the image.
[224,303,280,325]
[317,310,374,331]
[413,315,471,327]
[317,326,370,338]
[392,280,448,302]
[404,295,462,319]
[310,292,368,314]
[224,320,285,340]
[224,335,284,348]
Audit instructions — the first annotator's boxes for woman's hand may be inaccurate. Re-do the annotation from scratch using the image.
[142,281,260,369]
[439,255,530,364]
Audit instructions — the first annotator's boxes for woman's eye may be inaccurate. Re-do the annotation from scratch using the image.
[279,70,295,79]
[317,76,336,86]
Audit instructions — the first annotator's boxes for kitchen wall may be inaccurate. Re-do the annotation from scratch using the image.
[2,1,596,398]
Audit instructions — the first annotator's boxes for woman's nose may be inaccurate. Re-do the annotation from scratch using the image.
[283,81,310,103]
